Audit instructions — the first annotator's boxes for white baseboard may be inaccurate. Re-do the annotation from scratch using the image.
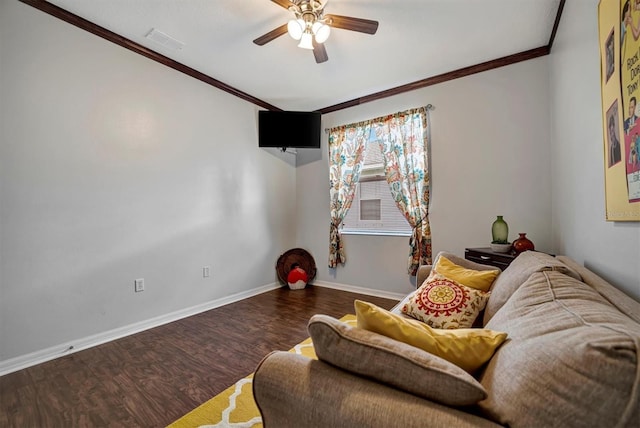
[0,283,281,377]
[0,281,406,376]
[312,280,406,301]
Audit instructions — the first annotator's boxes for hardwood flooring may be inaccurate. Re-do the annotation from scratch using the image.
[0,286,398,427]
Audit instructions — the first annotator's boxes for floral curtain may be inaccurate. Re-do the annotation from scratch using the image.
[327,106,431,275]
[372,106,432,275]
[327,123,371,267]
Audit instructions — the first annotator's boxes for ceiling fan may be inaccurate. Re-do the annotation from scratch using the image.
[253,0,379,64]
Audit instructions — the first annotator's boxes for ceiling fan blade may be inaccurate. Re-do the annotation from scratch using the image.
[324,14,378,35]
[253,24,289,46]
[313,40,328,63]
[271,0,293,10]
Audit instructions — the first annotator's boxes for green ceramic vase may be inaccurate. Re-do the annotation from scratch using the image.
[491,216,509,244]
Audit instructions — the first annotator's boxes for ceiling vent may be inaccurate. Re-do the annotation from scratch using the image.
[145,28,185,51]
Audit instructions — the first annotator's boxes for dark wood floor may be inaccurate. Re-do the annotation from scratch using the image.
[0,286,398,427]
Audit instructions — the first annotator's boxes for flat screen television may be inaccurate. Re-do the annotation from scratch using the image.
[258,110,321,149]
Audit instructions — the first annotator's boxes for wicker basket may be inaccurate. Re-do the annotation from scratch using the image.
[276,248,317,286]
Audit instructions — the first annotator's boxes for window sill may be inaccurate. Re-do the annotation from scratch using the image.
[340,230,412,237]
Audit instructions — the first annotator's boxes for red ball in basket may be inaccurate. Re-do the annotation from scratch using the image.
[287,263,308,290]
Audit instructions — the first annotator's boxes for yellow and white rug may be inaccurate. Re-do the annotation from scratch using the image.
[167,314,356,428]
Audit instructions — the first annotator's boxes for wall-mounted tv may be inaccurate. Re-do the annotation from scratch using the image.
[258,110,321,150]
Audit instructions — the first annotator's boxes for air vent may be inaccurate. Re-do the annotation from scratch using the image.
[145,28,185,51]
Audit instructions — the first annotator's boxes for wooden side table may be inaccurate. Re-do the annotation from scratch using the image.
[465,247,516,270]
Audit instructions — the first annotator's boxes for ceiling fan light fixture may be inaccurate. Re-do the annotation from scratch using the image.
[312,22,330,44]
[255,0,379,63]
[298,31,314,49]
[287,19,305,40]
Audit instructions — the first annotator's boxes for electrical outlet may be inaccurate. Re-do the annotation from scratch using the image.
[203,266,210,278]
[134,278,145,292]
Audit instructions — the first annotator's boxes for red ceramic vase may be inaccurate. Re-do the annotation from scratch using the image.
[512,233,535,254]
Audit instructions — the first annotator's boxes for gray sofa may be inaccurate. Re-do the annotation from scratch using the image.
[253,252,640,427]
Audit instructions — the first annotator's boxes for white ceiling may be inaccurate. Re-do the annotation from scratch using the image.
[45,0,562,112]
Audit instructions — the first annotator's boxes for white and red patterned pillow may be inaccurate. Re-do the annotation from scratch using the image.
[402,272,491,329]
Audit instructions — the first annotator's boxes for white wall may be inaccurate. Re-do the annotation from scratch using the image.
[3,0,637,371]
[296,58,552,295]
[0,1,296,363]
[549,0,640,299]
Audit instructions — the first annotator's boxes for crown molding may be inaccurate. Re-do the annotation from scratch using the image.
[17,0,282,112]
[18,0,565,113]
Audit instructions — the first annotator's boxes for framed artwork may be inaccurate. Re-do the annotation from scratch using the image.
[606,100,622,167]
[598,0,640,220]
[605,28,616,83]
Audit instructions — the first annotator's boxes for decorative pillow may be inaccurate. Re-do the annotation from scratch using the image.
[355,300,507,373]
[434,255,500,291]
[308,314,488,405]
[402,272,491,329]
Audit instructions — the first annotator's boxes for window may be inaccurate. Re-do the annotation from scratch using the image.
[328,105,431,272]
[341,138,412,235]
[360,198,381,220]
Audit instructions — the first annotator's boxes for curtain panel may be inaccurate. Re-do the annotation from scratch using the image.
[327,106,431,275]
[373,107,432,275]
[327,123,371,268]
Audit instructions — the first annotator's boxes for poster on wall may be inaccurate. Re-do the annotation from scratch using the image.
[599,0,640,220]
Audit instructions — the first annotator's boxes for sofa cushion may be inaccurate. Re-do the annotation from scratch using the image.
[308,314,488,406]
[355,300,507,373]
[254,352,502,428]
[402,272,490,329]
[557,256,640,324]
[483,251,582,324]
[478,270,640,427]
[434,255,500,291]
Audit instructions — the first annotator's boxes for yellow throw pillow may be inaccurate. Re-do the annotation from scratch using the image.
[355,300,507,373]
[434,255,500,291]
[403,272,490,329]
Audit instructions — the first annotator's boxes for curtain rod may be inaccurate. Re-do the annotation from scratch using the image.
[324,104,434,134]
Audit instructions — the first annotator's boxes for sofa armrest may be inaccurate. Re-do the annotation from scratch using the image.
[253,352,501,428]
[389,264,431,314]
[417,264,432,287]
